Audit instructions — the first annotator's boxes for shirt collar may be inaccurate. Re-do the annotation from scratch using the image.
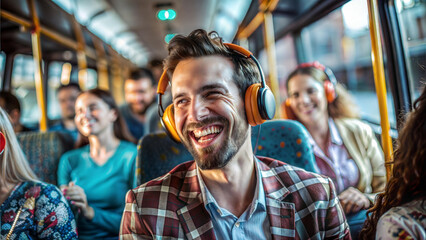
[197,157,266,216]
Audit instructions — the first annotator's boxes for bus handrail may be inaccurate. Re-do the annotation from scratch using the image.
[367,0,394,180]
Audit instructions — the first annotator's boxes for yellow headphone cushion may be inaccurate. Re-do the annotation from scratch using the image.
[162,104,181,142]
[245,83,265,126]
[324,81,336,103]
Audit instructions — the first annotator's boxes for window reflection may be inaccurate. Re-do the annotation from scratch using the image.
[299,0,397,128]
[11,54,39,127]
[395,0,426,101]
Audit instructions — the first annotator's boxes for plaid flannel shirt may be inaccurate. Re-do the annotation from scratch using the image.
[120,156,351,239]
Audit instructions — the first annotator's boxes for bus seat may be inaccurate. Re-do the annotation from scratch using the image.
[251,120,319,173]
[17,131,74,185]
[136,132,192,185]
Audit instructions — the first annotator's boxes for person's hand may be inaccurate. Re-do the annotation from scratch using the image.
[338,187,370,214]
[62,182,94,220]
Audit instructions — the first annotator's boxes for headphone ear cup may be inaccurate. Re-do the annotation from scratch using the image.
[245,83,264,126]
[281,99,297,120]
[161,104,181,142]
[324,81,336,103]
[0,132,5,155]
[258,87,276,120]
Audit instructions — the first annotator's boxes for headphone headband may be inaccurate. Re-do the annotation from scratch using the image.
[157,43,267,95]
[298,61,325,71]
[297,61,337,87]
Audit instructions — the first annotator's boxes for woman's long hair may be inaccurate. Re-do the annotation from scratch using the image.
[286,66,359,119]
[0,108,38,187]
[75,89,136,148]
[360,87,426,239]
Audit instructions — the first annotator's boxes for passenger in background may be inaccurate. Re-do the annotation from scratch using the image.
[0,108,77,239]
[119,68,156,140]
[0,91,33,133]
[50,83,81,141]
[361,86,426,239]
[283,62,386,239]
[58,89,137,240]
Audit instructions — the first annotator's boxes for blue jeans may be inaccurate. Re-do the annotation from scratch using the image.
[346,209,368,240]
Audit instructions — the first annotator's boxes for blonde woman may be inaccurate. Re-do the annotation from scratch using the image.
[0,108,77,239]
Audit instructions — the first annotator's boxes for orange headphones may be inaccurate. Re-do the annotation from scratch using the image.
[157,43,276,142]
[282,61,337,120]
[0,132,5,155]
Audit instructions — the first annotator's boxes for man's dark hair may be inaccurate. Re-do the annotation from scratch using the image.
[164,29,260,99]
[148,59,163,69]
[0,91,21,114]
[128,68,156,86]
[57,82,81,94]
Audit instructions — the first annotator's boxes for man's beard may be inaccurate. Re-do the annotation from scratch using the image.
[180,115,248,170]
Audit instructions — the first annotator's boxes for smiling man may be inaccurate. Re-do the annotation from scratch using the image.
[119,68,156,140]
[120,29,351,240]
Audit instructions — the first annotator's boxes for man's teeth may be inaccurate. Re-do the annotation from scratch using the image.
[193,126,222,138]
[198,137,213,143]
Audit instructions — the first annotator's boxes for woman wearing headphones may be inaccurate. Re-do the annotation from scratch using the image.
[282,62,386,239]
[0,108,77,239]
[58,88,137,240]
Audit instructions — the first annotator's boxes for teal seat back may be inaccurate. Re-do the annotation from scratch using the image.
[17,131,74,185]
[251,120,318,173]
[136,132,192,185]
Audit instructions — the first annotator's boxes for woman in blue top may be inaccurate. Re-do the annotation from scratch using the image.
[0,108,77,239]
[58,88,137,240]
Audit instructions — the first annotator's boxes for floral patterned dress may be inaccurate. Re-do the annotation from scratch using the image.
[0,181,77,239]
[376,199,426,240]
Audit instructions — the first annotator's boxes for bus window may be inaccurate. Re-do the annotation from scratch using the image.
[299,0,397,128]
[259,35,298,103]
[11,54,39,127]
[395,0,426,101]
[70,68,98,90]
[0,52,5,88]
[85,68,98,90]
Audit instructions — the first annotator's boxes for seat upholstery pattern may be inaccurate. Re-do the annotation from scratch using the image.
[17,131,74,185]
[136,132,192,185]
[251,120,318,173]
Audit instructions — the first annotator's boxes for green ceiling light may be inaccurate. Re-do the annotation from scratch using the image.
[167,9,176,20]
[157,9,176,21]
[165,33,176,43]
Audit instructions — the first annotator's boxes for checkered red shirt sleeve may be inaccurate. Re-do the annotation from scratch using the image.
[120,189,152,239]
